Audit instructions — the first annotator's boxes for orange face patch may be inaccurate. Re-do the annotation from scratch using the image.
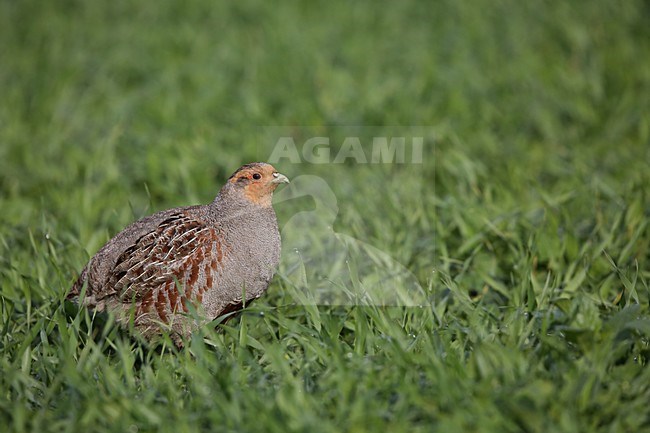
[229,163,285,207]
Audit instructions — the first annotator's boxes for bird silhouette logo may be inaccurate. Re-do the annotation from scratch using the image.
[274,175,426,307]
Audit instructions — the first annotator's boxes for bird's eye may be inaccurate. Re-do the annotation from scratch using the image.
[252,173,262,180]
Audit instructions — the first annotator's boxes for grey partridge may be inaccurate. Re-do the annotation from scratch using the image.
[68,162,289,346]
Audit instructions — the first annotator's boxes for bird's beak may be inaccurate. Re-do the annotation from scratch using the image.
[271,172,290,184]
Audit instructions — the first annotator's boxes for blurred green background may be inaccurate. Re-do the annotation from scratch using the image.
[1,1,649,432]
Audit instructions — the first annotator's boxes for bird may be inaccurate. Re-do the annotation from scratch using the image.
[67,162,289,347]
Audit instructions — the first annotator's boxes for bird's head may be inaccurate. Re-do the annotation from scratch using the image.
[224,162,290,207]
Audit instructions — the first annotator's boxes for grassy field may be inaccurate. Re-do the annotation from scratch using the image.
[1,0,649,432]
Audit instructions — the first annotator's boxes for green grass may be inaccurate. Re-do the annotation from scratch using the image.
[1,0,650,432]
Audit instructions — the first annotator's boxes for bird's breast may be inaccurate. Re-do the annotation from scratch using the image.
[200,212,281,316]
